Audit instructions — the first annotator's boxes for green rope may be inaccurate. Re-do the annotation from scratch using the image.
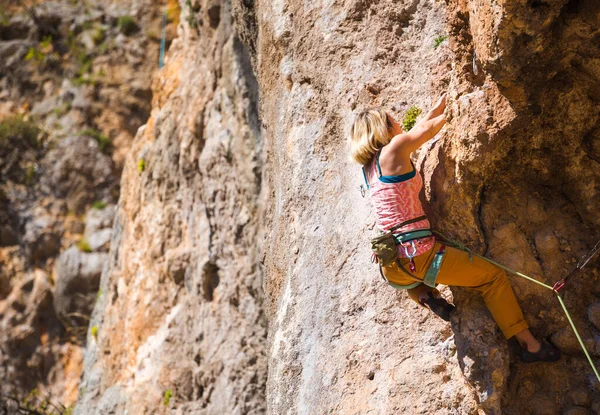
[433,230,554,290]
[555,294,600,382]
[433,229,600,382]
[471,253,554,291]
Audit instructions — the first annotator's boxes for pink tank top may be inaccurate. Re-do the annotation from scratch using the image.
[364,148,435,258]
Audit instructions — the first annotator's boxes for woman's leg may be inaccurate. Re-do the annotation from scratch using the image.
[387,242,541,351]
[434,244,531,341]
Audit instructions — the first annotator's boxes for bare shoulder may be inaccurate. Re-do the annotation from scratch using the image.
[379,143,412,174]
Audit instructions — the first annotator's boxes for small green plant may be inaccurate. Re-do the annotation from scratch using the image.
[163,389,173,406]
[92,200,107,210]
[25,35,53,62]
[40,35,53,49]
[402,105,422,131]
[0,6,9,26]
[77,238,92,253]
[25,163,37,186]
[137,159,146,172]
[0,387,75,415]
[90,325,98,339]
[186,0,198,29]
[53,101,73,117]
[0,115,40,152]
[79,128,113,153]
[97,288,103,300]
[67,38,95,86]
[117,15,139,35]
[91,26,106,45]
[433,34,448,49]
[25,47,45,61]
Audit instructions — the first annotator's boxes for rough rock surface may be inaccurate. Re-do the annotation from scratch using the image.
[74,0,600,414]
[0,0,166,406]
[76,1,267,413]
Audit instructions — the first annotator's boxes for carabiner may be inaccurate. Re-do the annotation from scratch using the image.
[402,241,417,259]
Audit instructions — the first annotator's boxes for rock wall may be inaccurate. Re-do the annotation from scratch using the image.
[76,0,600,414]
[0,0,167,407]
[75,1,267,413]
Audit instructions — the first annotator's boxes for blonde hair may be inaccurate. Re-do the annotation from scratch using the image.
[348,106,393,165]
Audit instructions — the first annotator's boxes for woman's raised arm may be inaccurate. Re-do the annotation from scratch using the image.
[387,112,446,157]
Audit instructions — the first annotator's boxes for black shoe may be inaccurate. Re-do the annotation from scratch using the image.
[519,338,562,363]
[423,291,455,322]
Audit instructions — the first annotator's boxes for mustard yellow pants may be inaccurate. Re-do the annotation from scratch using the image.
[382,241,529,340]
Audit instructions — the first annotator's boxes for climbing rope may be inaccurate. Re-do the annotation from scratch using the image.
[159,4,167,69]
[432,230,600,383]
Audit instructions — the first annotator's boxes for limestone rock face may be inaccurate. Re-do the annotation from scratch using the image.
[0,0,163,407]
[76,0,600,414]
[75,1,267,413]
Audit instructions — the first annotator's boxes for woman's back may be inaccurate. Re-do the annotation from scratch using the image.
[364,148,434,257]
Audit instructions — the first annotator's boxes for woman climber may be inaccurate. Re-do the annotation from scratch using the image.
[348,93,561,363]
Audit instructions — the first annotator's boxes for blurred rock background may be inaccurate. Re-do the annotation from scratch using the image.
[2,0,600,414]
[0,0,179,408]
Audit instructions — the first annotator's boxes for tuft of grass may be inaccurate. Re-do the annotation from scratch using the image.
[137,159,146,172]
[1,387,76,415]
[25,35,53,63]
[25,163,37,187]
[40,35,53,50]
[90,325,98,339]
[0,6,9,26]
[117,15,139,35]
[53,101,73,117]
[0,115,40,152]
[402,106,422,132]
[163,389,173,406]
[77,238,92,253]
[185,0,199,29]
[25,47,45,61]
[92,200,107,210]
[91,26,106,45]
[79,128,113,153]
[433,34,448,49]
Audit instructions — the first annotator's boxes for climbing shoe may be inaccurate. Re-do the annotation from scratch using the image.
[422,291,455,322]
[519,338,562,363]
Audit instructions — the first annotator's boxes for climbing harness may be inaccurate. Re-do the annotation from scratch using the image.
[432,230,600,383]
[375,225,441,290]
[369,215,428,267]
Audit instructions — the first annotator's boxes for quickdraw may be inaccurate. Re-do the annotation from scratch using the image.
[553,239,600,292]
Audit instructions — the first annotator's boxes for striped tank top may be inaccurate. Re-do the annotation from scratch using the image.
[363,148,435,258]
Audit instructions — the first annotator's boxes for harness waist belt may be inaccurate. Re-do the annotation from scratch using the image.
[393,229,433,244]
[383,235,446,290]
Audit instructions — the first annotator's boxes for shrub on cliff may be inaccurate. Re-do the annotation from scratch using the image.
[0,115,40,154]
[402,106,422,131]
[79,128,113,154]
[117,15,139,36]
[0,388,74,415]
